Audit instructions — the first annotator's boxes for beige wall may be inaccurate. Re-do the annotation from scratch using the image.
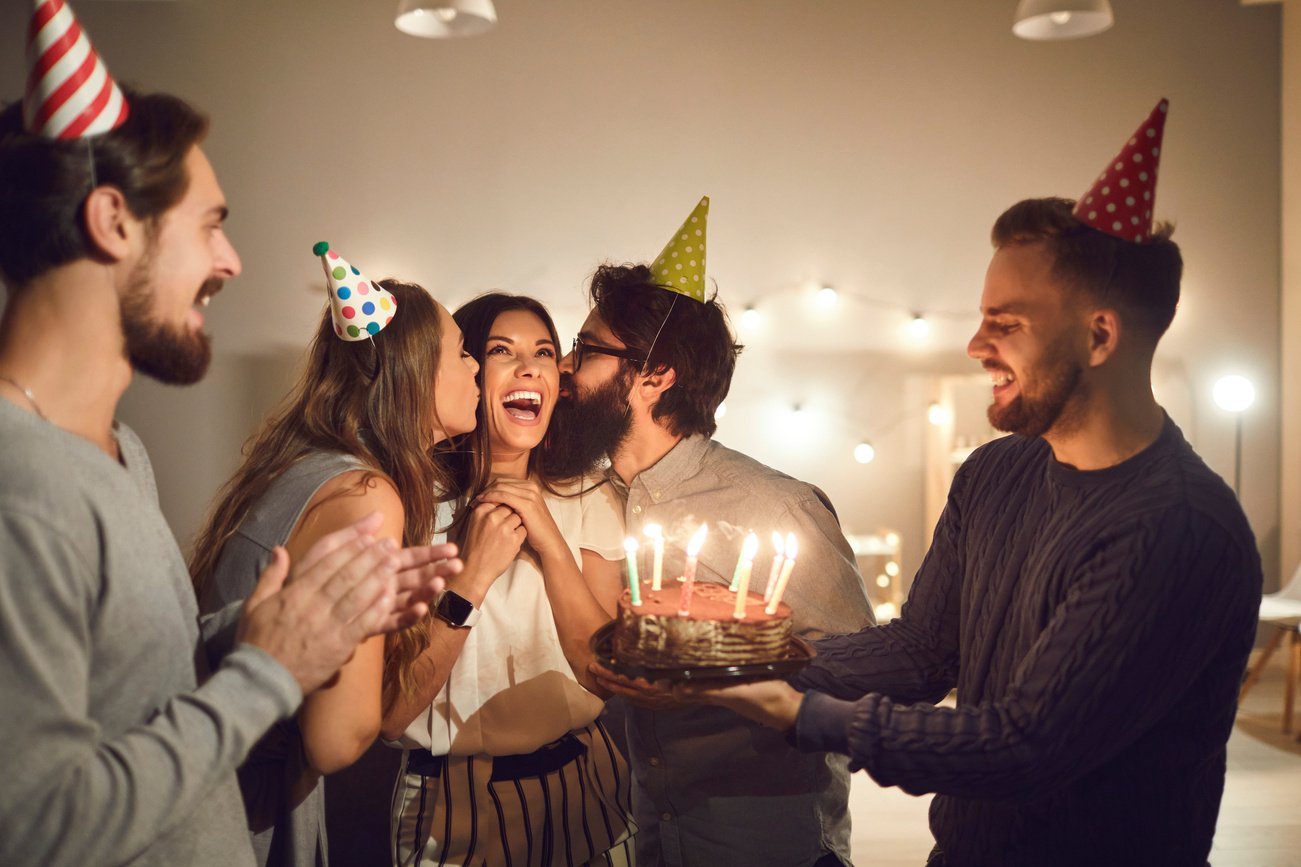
[0,0,1284,572]
[1281,0,1301,586]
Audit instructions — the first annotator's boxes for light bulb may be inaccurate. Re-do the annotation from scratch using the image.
[853,442,876,464]
[904,313,931,342]
[875,574,890,588]
[1050,11,1072,25]
[817,286,838,308]
[885,531,900,548]
[437,7,458,21]
[885,560,899,577]
[927,401,951,426]
[1212,375,1255,413]
[740,306,761,330]
[714,401,727,421]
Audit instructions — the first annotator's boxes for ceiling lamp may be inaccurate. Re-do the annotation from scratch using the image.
[1012,0,1113,41]
[396,0,497,38]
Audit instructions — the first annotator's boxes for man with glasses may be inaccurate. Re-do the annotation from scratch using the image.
[548,244,874,867]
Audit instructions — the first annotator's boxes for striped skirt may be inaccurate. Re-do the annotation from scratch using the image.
[391,721,636,867]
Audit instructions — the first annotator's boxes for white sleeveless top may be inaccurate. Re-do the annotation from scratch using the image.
[398,477,625,756]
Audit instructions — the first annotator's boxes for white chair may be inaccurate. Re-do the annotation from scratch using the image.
[1238,561,1301,733]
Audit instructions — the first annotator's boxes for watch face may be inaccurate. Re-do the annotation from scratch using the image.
[438,590,475,626]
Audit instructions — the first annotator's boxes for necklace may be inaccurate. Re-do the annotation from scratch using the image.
[0,374,48,421]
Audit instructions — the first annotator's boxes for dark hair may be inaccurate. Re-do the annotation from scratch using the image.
[589,263,742,438]
[449,293,569,503]
[189,280,455,710]
[991,197,1183,341]
[0,87,209,289]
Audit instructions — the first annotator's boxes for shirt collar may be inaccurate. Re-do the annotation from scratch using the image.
[605,433,711,495]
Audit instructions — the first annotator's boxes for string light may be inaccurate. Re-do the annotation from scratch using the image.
[853,441,876,464]
[740,306,762,330]
[903,313,931,342]
[926,401,951,426]
[816,285,838,308]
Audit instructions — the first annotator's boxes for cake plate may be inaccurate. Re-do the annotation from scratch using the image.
[590,622,816,683]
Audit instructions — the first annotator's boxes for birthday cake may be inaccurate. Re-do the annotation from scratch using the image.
[612,582,793,668]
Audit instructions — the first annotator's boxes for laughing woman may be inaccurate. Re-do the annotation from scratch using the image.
[190,258,481,867]
[383,293,636,867]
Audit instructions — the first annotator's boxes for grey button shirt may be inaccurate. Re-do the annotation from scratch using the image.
[608,435,875,867]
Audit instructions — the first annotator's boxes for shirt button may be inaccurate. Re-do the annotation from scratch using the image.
[661,812,673,822]
[651,490,662,501]
[632,505,643,515]
[648,757,661,767]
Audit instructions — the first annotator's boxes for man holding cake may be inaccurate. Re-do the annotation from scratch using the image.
[679,101,1262,867]
[548,197,875,867]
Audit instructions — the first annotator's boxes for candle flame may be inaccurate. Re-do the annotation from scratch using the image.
[771,531,784,555]
[785,533,798,559]
[624,537,640,554]
[687,522,709,556]
[643,523,663,540]
[741,532,759,561]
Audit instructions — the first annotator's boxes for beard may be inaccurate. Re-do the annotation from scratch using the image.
[987,337,1087,439]
[119,253,216,386]
[541,368,634,480]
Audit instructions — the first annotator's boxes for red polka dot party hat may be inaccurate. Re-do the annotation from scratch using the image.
[23,0,129,139]
[313,242,398,341]
[1073,99,1168,243]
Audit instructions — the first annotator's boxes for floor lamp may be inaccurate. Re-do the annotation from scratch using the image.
[1213,374,1256,497]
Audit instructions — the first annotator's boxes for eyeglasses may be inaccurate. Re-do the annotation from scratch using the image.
[570,336,646,373]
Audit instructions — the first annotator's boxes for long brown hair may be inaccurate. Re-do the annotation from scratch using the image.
[444,293,579,538]
[189,279,455,710]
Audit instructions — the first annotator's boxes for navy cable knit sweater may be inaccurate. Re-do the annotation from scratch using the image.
[792,416,1261,867]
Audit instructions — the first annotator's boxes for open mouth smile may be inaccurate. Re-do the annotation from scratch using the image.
[501,390,544,424]
[987,366,1017,400]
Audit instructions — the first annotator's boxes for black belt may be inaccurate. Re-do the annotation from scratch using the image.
[408,731,587,782]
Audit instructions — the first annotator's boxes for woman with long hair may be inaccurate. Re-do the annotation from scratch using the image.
[190,252,481,867]
[384,292,637,866]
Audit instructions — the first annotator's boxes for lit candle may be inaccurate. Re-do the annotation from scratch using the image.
[644,523,665,591]
[732,532,760,619]
[765,533,799,615]
[624,537,642,606]
[677,522,709,616]
[763,531,786,603]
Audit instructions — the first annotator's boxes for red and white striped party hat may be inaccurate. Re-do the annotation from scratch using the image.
[23,0,130,140]
[1073,99,1168,243]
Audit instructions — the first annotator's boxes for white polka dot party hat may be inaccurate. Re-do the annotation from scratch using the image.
[1073,99,1168,243]
[23,0,130,139]
[313,241,398,341]
[650,196,709,302]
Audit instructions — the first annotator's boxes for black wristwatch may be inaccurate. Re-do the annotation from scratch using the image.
[434,589,481,628]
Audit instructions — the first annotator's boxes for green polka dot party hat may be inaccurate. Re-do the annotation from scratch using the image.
[313,241,398,341]
[650,196,708,302]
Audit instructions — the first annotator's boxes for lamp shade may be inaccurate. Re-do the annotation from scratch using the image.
[1012,0,1114,41]
[395,0,496,38]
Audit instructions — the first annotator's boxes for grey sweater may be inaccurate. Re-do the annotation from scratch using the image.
[793,417,1261,867]
[0,400,301,866]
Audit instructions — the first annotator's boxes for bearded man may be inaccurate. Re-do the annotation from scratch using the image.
[0,28,457,862]
[545,253,874,867]
[679,104,1263,867]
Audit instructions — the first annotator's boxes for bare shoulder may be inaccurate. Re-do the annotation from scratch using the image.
[290,469,405,554]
